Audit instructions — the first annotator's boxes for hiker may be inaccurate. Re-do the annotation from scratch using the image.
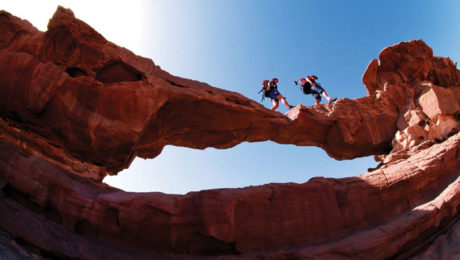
[295,75,337,105]
[265,78,294,111]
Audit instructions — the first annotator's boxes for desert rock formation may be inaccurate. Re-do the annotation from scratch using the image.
[0,7,459,259]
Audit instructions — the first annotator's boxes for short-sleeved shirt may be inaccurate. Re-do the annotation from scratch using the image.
[268,81,281,100]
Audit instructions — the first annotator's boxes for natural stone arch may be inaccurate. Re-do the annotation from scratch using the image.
[0,7,459,259]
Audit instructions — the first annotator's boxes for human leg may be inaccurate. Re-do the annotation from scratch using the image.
[277,94,292,109]
[321,91,337,103]
[311,90,322,104]
[315,84,336,103]
[321,90,331,99]
[312,84,329,101]
[271,99,279,110]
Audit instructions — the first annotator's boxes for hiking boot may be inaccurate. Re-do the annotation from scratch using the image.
[294,80,298,86]
[289,105,295,109]
[329,98,337,103]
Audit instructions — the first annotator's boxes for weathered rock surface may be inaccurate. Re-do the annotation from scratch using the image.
[0,7,459,259]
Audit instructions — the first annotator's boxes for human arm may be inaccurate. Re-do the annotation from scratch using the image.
[305,77,315,86]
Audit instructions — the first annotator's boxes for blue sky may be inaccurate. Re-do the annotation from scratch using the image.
[2,1,459,194]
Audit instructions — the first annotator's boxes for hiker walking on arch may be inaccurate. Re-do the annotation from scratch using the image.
[295,75,337,105]
[262,78,294,111]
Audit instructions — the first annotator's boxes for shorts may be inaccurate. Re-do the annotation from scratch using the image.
[311,84,324,100]
[269,89,281,100]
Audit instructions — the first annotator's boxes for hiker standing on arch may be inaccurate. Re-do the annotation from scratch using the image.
[265,78,294,111]
[295,75,337,105]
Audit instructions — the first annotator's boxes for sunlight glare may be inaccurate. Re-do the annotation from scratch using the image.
[0,0,146,54]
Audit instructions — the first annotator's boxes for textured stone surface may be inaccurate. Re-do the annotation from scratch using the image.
[0,7,459,259]
[0,8,406,175]
[418,84,460,119]
[412,219,460,259]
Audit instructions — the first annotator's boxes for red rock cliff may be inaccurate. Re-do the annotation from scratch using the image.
[0,7,459,259]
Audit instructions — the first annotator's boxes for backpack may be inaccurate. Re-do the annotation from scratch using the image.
[299,78,311,94]
[258,80,271,101]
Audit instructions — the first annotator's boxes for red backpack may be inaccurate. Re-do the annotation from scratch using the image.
[258,80,271,101]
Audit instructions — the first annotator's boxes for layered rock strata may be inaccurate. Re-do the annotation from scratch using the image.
[0,7,459,259]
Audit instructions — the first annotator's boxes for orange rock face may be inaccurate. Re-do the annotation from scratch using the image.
[0,7,459,259]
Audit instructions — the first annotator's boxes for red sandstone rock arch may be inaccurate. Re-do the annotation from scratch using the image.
[0,7,459,259]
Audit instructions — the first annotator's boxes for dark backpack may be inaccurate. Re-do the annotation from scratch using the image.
[299,79,312,95]
[258,80,271,101]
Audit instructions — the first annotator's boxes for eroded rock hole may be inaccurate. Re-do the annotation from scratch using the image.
[188,233,240,255]
[43,201,63,224]
[75,219,96,237]
[95,60,144,83]
[2,183,41,212]
[65,67,88,77]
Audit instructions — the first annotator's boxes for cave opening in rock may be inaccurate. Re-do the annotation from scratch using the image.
[103,141,377,194]
[65,67,88,77]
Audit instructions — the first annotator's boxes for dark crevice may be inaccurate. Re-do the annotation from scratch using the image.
[74,219,96,237]
[225,95,253,108]
[164,78,189,88]
[16,236,76,260]
[65,67,88,78]
[2,183,41,213]
[2,231,73,260]
[105,207,120,228]
[188,232,240,255]
[144,204,172,217]
[43,201,63,224]
[14,237,42,256]
[390,210,460,260]
[40,249,77,260]
[454,112,460,121]
[268,187,276,203]
[74,208,120,237]
[95,60,144,83]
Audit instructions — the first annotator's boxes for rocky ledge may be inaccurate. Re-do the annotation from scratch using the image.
[0,7,459,259]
